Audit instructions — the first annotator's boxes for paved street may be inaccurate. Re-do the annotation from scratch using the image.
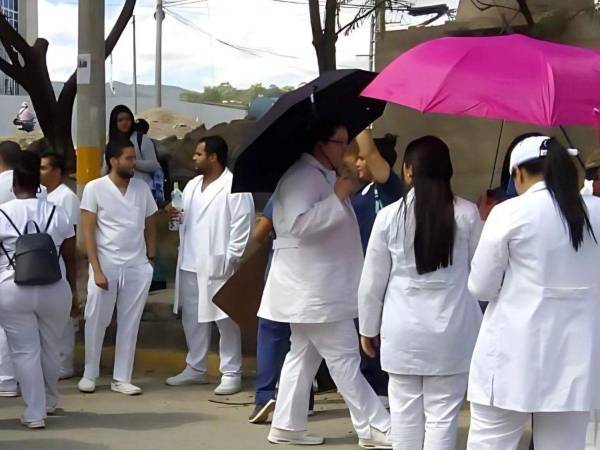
[0,375,532,450]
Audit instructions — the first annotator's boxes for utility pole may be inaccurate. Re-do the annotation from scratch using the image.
[155,0,164,108]
[76,0,105,202]
[132,14,138,114]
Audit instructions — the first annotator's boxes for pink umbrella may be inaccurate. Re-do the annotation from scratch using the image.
[362,34,600,128]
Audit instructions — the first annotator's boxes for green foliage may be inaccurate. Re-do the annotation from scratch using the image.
[180,82,294,106]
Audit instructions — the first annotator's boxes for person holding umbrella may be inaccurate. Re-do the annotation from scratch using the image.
[259,118,391,447]
[467,136,600,450]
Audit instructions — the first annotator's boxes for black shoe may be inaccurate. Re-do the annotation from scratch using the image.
[248,398,276,424]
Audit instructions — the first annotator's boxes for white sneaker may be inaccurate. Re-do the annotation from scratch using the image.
[59,370,75,380]
[20,417,45,429]
[111,381,143,396]
[378,395,390,409]
[268,427,324,445]
[358,427,392,449]
[166,366,209,386]
[77,377,96,393]
[214,375,242,395]
[0,388,19,397]
[46,406,56,415]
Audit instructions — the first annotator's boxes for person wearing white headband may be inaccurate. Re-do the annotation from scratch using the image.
[466,136,600,450]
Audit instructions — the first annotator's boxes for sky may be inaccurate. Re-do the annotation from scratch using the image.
[39,0,458,92]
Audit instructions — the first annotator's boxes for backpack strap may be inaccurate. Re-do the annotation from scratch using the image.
[23,220,41,235]
[0,209,21,236]
[0,209,18,270]
[44,205,57,233]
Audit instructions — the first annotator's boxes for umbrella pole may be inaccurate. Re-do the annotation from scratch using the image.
[489,120,505,189]
[560,125,585,170]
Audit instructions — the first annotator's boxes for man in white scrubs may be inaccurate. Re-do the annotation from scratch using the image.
[167,136,254,395]
[0,141,21,397]
[261,119,391,448]
[78,138,157,395]
[40,152,81,380]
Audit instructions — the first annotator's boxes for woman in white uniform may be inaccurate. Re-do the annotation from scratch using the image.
[359,136,483,450]
[467,136,600,450]
[0,151,76,429]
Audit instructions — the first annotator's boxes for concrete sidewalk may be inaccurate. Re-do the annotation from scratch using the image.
[0,376,532,450]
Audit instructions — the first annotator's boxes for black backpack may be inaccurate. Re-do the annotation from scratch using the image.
[0,206,62,286]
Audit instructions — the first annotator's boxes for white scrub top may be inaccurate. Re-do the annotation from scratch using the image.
[0,198,74,283]
[47,184,80,227]
[468,181,600,412]
[0,170,14,205]
[80,175,157,269]
[359,190,483,375]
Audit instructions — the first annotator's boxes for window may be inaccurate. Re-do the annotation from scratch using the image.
[1,0,21,95]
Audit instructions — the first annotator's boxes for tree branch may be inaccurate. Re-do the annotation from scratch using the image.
[0,9,31,55]
[308,0,324,41]
[0,55,18,80]
[516,0,535,27]
[324,0,338,36]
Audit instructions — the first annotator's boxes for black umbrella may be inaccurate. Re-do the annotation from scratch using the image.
[232,69,386,193]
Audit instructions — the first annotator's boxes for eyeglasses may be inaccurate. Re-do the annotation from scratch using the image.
[327,139,348,146]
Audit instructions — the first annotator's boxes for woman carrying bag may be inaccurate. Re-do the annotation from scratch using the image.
[0,152,77,429]
[359,136,483,450]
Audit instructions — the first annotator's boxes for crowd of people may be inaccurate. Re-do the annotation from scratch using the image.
[0,103,599,450]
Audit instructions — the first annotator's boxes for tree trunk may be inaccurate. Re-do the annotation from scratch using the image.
[308,0,338,74]
[313,37,337,73]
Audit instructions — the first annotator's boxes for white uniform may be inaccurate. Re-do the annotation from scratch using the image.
[467,181,600,450]
[46,184,80,378]
[0,169,16,393]
[0,199,73,422]
[359,189,483,450]
[81,176,157,383]
[259,153,390,440]
[173,168,254,378]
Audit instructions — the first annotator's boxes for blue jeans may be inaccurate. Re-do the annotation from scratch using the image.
[255,318,314,409]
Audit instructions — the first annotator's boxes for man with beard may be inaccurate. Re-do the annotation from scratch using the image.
[166,136,254,396]
[78,139,157,395]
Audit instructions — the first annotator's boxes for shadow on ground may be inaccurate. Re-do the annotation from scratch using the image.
[0,439,109,450]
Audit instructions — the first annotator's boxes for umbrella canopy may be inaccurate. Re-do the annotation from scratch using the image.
[232,69,386,193]
[362,34,600,128]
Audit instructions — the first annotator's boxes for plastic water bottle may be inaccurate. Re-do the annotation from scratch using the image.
[169,182,183,231]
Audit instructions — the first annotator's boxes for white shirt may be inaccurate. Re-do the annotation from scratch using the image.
[0,198,74,283]
[180,185,204,272]
[81,176,157,269]
[468,181,600,412]
[359,190,483,375]
[47,184,80,227]
[0,170,14,205]
[258,153,364,323]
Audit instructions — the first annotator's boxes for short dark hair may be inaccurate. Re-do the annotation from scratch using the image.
[199,135,228,167]
[105,139,135,170]
[0,141,22,169]
[13,151,40,194]
[41,152,65,175]
[374,133,398,167]
[308,118,347,151]
[135,119,150,135]
[585,167,599,181]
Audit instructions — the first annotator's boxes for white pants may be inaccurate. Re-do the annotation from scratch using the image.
[180,270,241,377]
[468,403,589,450]
[272,320,390,439]
[83,264,152,383]
[59,318,76,376]
[0,325,16,389]
[0,278,70,422]
[587,411,600,450]
[388,373,467,450]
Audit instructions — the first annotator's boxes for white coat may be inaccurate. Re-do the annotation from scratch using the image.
[359,189,483,375]
[468,181,600,412]
[0,170,14,205]
[173,168,254,323]
[257,153,364,323]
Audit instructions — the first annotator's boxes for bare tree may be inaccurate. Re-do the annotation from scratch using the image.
[0,0,136,171]
[308,0,411,73]
[470,0,535,27]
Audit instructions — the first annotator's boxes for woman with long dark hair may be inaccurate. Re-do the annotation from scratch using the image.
[467,136,600,450]
[107,105,160,189]
[359,136,483,450]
